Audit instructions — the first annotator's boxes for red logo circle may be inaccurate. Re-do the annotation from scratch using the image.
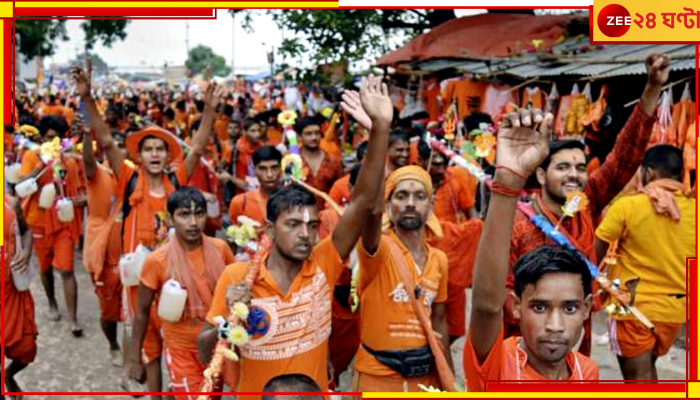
[597,4,631,37]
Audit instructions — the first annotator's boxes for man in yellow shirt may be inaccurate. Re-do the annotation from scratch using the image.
[595,145,694,380]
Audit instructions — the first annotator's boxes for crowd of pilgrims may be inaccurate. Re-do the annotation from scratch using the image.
[2,53,694,399]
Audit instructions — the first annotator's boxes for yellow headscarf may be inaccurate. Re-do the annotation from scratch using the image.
[383,165,443,240]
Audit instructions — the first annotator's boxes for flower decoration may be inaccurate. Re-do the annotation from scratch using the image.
[320,107,334,120]
[281,153,304,181]
[232,302,250,320]
[277,110,298,128]
[418,384,445,393]
[561,190,589,218]
[474,134,496,159]
[40,137,61,164]
[225,216,261,251]
[229,326,250,346]
[19,124,39,138]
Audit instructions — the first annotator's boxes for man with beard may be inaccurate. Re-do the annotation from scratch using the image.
[505,54,670,356]
[352,165,451,392]
[198,75,393,399]
[298,117,344,194]
[464,107,598,390]
[228,145,283,227]
[385,130,410,175]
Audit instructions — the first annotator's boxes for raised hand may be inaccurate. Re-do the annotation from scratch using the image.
[496,109,553,186]
[359,75,393,127]
[71,65,92,99]
[646,54,670,88]
[340,89,372,131]
[203,82,224,111]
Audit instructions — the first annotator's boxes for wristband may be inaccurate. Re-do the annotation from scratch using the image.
[495,165,528,182]
[491,182,523,198]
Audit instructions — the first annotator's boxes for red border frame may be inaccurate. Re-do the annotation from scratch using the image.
[2,5,698,397]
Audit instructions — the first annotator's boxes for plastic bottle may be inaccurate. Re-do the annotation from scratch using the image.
[15,178,38,198]
[157,279,188,322]
[56,197,75,222]
[39,183,56,209]
[119,244,150,287]
[5,164,21,184]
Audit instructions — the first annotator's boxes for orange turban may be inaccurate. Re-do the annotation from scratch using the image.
[383,165,443,240]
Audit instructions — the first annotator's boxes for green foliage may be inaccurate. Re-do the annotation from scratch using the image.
[15,20,68,61]
[229,9,457,67]
[185,45,232,77]
[81,20,130,51]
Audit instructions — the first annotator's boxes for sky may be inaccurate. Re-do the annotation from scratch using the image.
[48,10,486,73]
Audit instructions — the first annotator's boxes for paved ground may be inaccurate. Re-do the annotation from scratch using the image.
[6,256,687,399]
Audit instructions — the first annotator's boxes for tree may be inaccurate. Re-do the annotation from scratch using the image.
[229,9,457,67]
[81,20,130,51]
[15,20,68,61]
[185,45,231,77]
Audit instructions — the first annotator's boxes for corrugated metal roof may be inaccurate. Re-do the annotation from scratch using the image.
[407,43,696,79]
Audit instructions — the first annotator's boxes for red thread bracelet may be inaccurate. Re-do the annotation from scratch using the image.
[495,165,528,182]
[491,182,523,197]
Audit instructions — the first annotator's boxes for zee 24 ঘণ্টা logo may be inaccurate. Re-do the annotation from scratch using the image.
[596,3,700,39]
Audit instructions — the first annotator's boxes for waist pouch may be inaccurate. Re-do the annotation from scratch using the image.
[334,285,352,309]
[363,343,433,378]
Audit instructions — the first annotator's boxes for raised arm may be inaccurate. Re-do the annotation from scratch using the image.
[80,113,98,181]
[125,284,156,384]
[469,109,553,363]
[71,62,125,178]
[586,54,669,216]
[331,76,392,259]
[184,75,223,180]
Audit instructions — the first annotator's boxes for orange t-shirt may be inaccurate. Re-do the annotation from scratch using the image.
[423,78,441,121]
[328,175,352,207]
[19,150,80,240]
[236,136,263,181]
[206,237,344,397]
[442,79,487,120]
[266,127,284,146]
[463,329,599,391]
[85,164,123,273]
[215,115,231,142]
[302,150,344,194]
[228,190,268,226]
[41,104,65,118]
[141,238,235,351]
[433,167,478,224]
[118,163,187,253]
[355,231,449,376]
[430,219,483,289]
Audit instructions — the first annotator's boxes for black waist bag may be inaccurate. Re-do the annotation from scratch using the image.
[333,285,352,309]
[363,344,434,378]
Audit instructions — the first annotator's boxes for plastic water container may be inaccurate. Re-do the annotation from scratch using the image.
[119,244,151,287]
[5,164,21,184]
[206,199,220,218]
[157,279,188,323]
[15,178,38,198]
[39,183,56,209]
[11,258,38,292]
[56,198,75,222]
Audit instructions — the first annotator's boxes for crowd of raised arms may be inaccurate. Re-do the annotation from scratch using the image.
[3,53,694,400]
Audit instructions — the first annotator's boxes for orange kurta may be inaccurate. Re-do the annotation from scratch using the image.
[302,150,344,194]
[206,237,345,398]
[228,189,268,227]
[433,167,478,224]
[355,231,449,379]
[3,198,38,366]
[328,175,352,207]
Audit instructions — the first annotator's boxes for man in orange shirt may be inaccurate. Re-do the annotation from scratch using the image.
[214,104,234,142]
[229,145,283,227]
[298,117,344,194]
[505,54,669,356]
[198,75,393,399]
[464,108,598,392]
[416,140,478,223]
[352,165,451,392]
[234,118,266,192]
[385,130,410,176]
[18,114,85,335]
[81,117,126,366]
[74,64,221,398]
[40,94,65,118]
[3,196,37,397]
[127,187,235,398]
